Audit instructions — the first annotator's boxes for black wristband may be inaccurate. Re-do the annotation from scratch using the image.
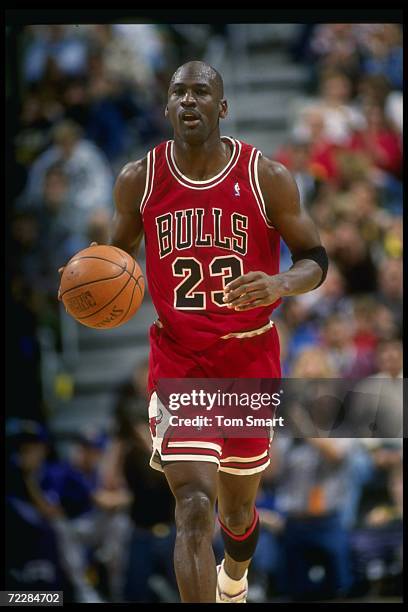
[291,245,329,290]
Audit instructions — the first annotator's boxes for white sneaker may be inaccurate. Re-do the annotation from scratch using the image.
[216,563,248,603]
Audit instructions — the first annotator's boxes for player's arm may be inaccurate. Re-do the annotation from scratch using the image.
[223,158,327,311]
[110,158,146,256]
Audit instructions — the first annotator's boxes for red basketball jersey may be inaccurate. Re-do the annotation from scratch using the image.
[141,137,281,350]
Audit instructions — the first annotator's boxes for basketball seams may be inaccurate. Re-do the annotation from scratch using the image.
[108,246,129,267]
[62,271,143,304]
[60,269,126,299]
[115,258,137,324]
[77,267,135,320]
[68,255,127,268]
[116,278,138,325]
[134,274,144,299]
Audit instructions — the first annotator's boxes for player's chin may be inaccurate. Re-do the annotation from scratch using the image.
[180,126,205,143]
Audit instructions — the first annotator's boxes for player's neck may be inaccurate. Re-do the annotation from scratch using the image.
[173,134,232,181]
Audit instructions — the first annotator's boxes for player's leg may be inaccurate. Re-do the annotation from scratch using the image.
[216,471,263,601]
[163,461,219,603]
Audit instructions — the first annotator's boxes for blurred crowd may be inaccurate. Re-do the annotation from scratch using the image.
[273,23,402,381]
[6,22,403,603]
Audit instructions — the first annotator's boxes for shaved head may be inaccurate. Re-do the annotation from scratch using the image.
[170,61,224,98]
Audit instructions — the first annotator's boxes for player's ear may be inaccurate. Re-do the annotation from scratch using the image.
[219,98,228,119]
[164,106,169,117]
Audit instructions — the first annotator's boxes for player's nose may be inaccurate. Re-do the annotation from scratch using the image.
[180,90,196,106]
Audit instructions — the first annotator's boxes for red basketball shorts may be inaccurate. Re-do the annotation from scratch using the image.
[147,320,281,476]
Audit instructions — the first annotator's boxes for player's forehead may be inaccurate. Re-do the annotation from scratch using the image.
[170,63,216,89]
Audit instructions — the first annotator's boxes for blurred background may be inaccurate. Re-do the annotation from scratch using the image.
[5,21,403,603]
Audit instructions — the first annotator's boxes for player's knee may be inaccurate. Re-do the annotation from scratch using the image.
[220,504,254,535]
[175,491,215,537]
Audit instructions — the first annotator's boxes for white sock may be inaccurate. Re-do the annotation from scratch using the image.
[218,559,248,595]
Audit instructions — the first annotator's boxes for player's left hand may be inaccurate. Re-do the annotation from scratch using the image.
[223,271,283,311]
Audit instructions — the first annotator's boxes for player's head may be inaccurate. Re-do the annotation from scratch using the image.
[166,61,227,144]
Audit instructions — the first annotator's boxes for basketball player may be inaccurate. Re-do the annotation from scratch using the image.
[62,61,328,603]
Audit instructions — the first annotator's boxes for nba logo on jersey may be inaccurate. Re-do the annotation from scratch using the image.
[234,182,240,197]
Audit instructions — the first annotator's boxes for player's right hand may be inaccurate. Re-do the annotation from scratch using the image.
[57,242,99,301]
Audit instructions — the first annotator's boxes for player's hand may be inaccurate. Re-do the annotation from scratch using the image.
[57,242,98,301]
[223,271,284,311]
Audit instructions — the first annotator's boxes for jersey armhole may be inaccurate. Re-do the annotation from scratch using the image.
[140,148,156,214]
[248,149,275,229]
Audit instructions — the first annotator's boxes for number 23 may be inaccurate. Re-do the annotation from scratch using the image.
[173,255,243,309]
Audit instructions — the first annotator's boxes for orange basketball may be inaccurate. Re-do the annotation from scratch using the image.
[59,245,145,329]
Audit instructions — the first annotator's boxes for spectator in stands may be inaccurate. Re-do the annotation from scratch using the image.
[111,358,150,457]
[61,78,90,129]
[23,25,89,85]
[294,262,353,324]
[376,258,402,327]
[12,164,86,330]
[349,102,402,180]
[290,106,341,184]
[373,339,402,379]
[272,136,318,207]
[278,297,320,374]
[320,313,374,378]
[347,337,402,439]
[85,74,128,164]
[88,25,155,90]
[350,439,402,597]
[382,217,402,258]
[24,119,113,236]
[351,296,379,354]
[5,419,104,602]
[5,420,70,595]
[273,436,356,600]
[359,25,403,91]
[374,304,400,343]
[121,411,178,602]
[103,362,178,602]
[31,163,86,280]
[44,429,133,602]
[385,90,402,135]
[308,70,364,146]
[332,220,378,294]
[307,24,361,77]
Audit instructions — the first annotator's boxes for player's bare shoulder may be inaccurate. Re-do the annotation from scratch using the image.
[114,157,148,213]
[258,156,298,199]
[257,154,301,221]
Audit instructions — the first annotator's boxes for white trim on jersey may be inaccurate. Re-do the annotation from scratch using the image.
[139,150,151,212]
[167,441,223,453]
[166,137,242,190]
[140,147,156,214]
[220,450,269,463]
[248,149,275,229]
[170,136,236,184]
[221,320,273,340]
[219,459,271,476]
[163,454,220,465]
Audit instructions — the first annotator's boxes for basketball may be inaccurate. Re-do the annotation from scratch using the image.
[59,245,145,329]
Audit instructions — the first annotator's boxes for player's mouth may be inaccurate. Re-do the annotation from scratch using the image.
[180,110,201,127]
